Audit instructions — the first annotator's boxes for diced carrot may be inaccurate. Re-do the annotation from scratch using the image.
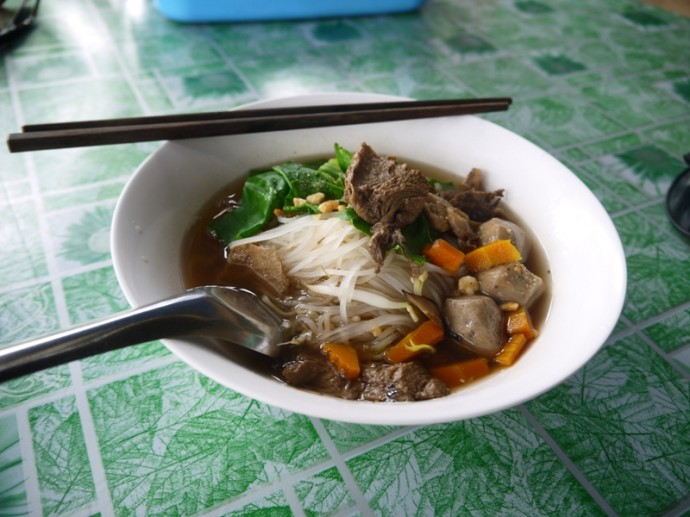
[430,357,491,387]
[386,320,445,363]
[322,342,360,380]
[506,307,538,339]
[494,333,528,367]
[423,239,465,274]
[464,239,522,273]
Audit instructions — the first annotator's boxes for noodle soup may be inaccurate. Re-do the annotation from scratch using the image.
[181,144,550,402]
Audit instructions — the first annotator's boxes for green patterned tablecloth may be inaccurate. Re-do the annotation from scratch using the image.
[1,0,689,515]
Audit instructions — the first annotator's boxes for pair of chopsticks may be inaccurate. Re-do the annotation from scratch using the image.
[6,97,512,153]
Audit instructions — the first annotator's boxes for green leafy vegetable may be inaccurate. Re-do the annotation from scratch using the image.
[335,143,352,172]
[340,208,436,264]
[208,144,352,244]
[400,213,437,264]
[208,170,288,243]
[339,206,371,235]
[274,161,344,201]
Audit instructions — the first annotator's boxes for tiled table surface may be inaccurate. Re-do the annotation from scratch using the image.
[1,0,689,515]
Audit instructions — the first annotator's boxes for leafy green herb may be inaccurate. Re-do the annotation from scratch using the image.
[208,144,352,244]
[335,143,352,172]
[208,170,288,243]
[399,213,437,264]
[340,207,436,264]
[339,206,371,235]
[274,161,344,201]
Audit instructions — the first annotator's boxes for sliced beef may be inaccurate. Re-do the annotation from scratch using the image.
[281,349,362,400]
[424,193,477,251]
[227,243,289,296]
[367,223,405,266]
[476,263,544,309]
[359,362,449,401]
[440,169,503,222]
[479,217,531,260]
[443,295,504,357]
[344,143,430,266]
[442,189,504,222]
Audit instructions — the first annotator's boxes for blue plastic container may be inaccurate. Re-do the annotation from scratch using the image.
[155,0,427,23]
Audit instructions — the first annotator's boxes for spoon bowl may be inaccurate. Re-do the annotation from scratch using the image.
[666,153,690,238]
[0,286,285,382]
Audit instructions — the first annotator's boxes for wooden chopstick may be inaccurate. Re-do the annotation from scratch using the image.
[7,97,511,153]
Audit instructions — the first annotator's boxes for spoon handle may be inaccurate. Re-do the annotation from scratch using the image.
[0,289,212,383]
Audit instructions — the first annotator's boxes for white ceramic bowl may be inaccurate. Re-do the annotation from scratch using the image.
[111,92,627,425]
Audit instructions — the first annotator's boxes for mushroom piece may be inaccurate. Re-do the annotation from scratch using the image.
[476,263,544,309]
[478,218,531,260]
[443,295,504,358]
[404,291,442,326]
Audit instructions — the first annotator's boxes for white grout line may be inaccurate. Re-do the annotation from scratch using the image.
[83,0,154,116]
[194,456,336,517]
[69,361,116,517]
[310,418,376,517]
[81,352,180,390]
[8,45,118,515]
[5,43,50,517]
[609,300,690,351]
[518,405,620,517]
[663,492,690,517]
[0,384,76,420]
[337,424,422,463]
[277,470,307,517]
[15,406,42,517]
[196,415,417,517]
[635,329,690,382]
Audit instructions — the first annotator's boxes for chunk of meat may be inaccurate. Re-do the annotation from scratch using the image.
[440,169,503,222]
[478,218,531,261]
[281,349,362,399]
[281,350,449,401]
[227,243,289,296]
[344,143,430,266]
[442,189,504,222]
[424,193,477,251]
[367,223,404,266]
[345,143,429,226]
[476,263,544,308]
[443,295,504,357]
[359,362,449,401]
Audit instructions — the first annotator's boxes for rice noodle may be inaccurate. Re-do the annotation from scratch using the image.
[230,213,454,349]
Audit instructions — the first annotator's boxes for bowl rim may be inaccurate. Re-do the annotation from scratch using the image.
[111,91,627,425]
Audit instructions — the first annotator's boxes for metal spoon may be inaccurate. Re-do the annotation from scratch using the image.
[666,153,690,238]
[0,286,285,383]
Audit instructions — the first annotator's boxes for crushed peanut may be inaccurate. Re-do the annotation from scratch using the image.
[500,302,520,312]
[293,197,307,207]
[318,199,340,213]
[457,275,479,295]
[306,192,325,204]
